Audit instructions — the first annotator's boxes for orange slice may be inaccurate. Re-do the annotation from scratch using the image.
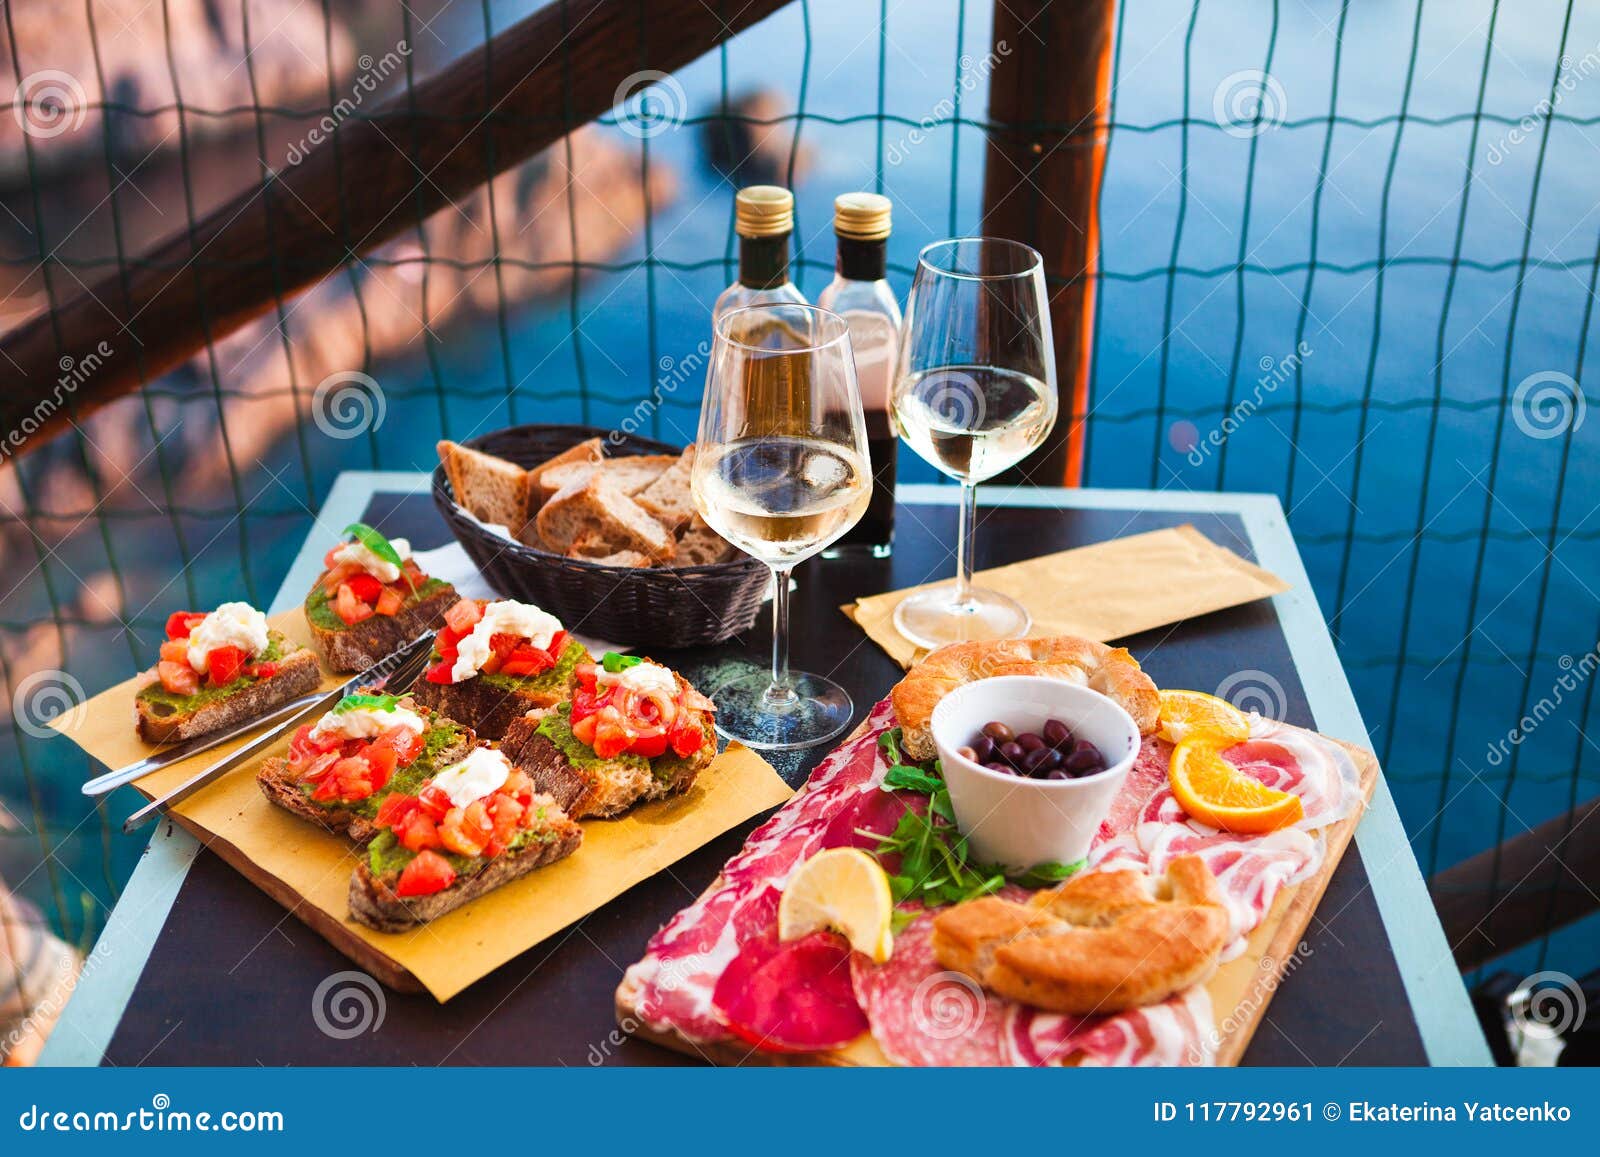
[1168,735,1304,833]
[1157,689,1251,744]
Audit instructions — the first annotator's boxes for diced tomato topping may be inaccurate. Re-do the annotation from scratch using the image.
[484,794,524,857]
[374,586,405,616]
[501,769,535,808]
[443,598,483,635]
[206,645,249,688]
[311,754,381,802]
[375,793,418,829]
[244,661,279,679]
[335,583,375,626]
[363,742,400,782]
[371,725,426,765]
[424,658,456,684]
[395,850,455,897]
[499,639,558,678]
[670,715,706,758]
[438,800,493,857]
[323,546,344,571]
[343,573,382,605]
[164,612,206,640]
[298,751,340,785]
[417,784,453,823]
[396,810,441,853]
[627,733,670,758]
[570,686,601,724]
[157,660,200,697]
[570,712,598,747]
[159,639,189,665]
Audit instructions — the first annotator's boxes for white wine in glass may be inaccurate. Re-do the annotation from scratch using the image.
[891,238,1058,649]
[692,304,871,750]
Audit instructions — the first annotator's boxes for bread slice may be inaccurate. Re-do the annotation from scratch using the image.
[500,700,717,819]
[256,712,476,842]
[565,530,649,567]
[304,578,458,673]
[348,798,583,932]
[674,516,736,566]
[133,641,321,744]
[529,437,605,508]
[535,473,675,562]
[633,446,697,531]
[536,460,602,502]
[601,454,676,494]
[408,638,588,741]
[438,440,532,534]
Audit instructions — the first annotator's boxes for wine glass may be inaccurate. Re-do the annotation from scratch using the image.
[891,237,1058,649]
[691,303,872,750]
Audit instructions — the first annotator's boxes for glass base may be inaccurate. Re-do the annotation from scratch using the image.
[710,669,855,751]
[892,582,1031,650]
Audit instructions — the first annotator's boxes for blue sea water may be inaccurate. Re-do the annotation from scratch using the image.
[7,0,1598,989]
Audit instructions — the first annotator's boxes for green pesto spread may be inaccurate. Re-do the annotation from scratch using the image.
[134,633,289,713]
[304,576,450,633]
[536,702,648,774]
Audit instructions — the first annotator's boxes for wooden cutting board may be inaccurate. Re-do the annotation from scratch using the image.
[617,721,1379,1067]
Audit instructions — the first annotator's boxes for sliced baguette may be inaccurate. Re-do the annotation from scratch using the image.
[566,530,651,567]
[633,446,697,531]
[535,473,676,562]
[348,800,583,932]
[529,437,605,508]
[438,440,532,534]
[256,714,476,842]
[133,643,321,745]
[600,454,676,494]
[304,579,459,673]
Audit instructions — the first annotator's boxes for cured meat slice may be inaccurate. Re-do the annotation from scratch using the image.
[621,697,897,1041]
[1003,986,1216,1067]
[851,913,1013,1066]
[712,927,868,1052]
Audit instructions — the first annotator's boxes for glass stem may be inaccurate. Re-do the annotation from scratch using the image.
[766,565,797,704]
[954,481,977,608]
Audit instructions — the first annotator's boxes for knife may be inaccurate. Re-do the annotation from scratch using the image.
[120,633,436,834]
[83,690,328,797]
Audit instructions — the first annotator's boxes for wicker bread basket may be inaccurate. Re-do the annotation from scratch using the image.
[432,424,768,648]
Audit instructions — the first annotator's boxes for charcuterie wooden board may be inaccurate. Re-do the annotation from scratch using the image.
[618,718,1379,1067]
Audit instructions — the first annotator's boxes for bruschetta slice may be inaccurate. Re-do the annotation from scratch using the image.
[305,523,458,672]
[408,597,588,740]
[256,693,475,842]
[499,653,717,819]
[349,746,583,931]
[135,603,321,744]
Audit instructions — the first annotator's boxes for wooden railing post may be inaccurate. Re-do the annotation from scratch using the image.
[980,0,1116,487]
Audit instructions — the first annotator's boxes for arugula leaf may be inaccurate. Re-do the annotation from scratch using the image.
[601,652,642,674]
[333,692,401,714]
[342,522,403,568]
[867,735,1089,909]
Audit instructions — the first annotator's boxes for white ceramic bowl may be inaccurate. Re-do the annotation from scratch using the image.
[932,675,1141,872]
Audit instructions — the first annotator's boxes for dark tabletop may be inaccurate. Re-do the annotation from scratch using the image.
[103,493,1425,1066]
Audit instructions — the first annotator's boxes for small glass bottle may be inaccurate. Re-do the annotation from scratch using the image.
[817,192,899,557]
[713,186,807,324]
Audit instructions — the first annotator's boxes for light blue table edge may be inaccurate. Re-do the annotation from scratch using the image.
[40,475,1490,1067]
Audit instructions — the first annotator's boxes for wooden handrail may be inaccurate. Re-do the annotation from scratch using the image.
[1429,795,1600,969]
[0,0,794,451]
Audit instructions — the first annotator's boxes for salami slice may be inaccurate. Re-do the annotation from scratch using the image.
[712,927,868,1052]
[851,914,1013,1066]
[1003,986,1216,1067]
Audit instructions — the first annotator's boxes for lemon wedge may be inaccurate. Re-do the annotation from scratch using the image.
[778,847,895,963]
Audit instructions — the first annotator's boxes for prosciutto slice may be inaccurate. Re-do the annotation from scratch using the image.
[622,697,1361,1064]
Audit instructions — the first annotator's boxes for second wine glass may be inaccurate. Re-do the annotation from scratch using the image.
[891,237,1058,650]
[691,304,871,750]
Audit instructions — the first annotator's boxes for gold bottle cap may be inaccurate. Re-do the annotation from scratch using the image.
[735,186,795,238]
[833,192,892,242]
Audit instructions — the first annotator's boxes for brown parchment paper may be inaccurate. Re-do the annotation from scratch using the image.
[843,524,1289,668]
[51,611,793,1000]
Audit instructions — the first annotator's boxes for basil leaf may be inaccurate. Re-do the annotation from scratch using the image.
[333,692,401,714]
[341,522,403,568]
[601,652,642,673]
